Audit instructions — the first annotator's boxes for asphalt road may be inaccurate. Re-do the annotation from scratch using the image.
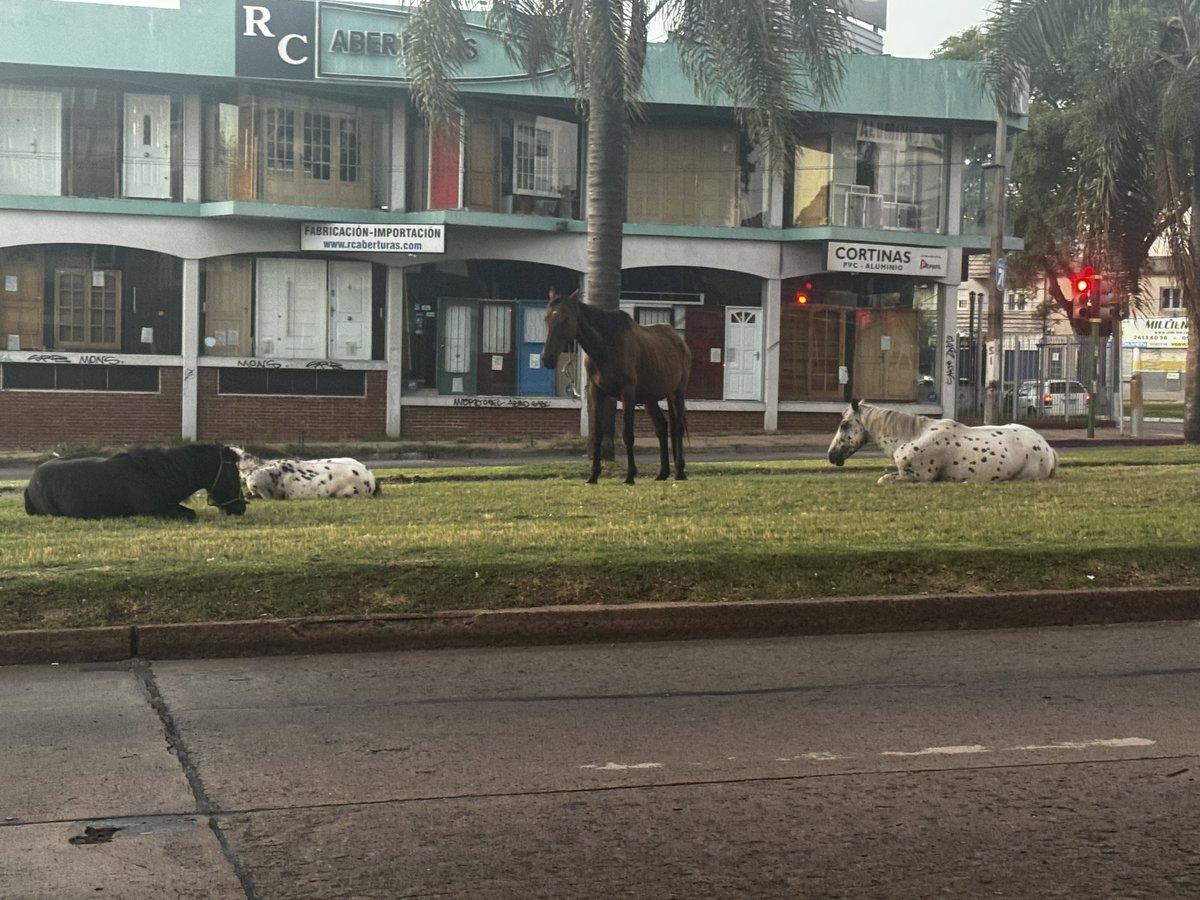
[3,622,1199,898]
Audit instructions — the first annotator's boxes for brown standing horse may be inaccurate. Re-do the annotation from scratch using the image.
[541,288,690,484]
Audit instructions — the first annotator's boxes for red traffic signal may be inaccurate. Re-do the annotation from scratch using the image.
[794,281,813,305]
[1072,267,1096,318]
[1073,266,1094,296]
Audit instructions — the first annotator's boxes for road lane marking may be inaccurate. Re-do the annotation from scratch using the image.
[1008,737,1156,751]
[881,745,990,757]
[580,762,664,771]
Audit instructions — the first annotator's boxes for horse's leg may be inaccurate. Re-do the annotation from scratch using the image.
[586,382,604,484]
[622,392,638,485]
[669,391,687,481]
[645,402,670,480]
[162,504,198,520]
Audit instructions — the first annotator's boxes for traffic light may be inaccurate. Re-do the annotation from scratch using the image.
[794,281,813,305]
[1072,267,1095,319]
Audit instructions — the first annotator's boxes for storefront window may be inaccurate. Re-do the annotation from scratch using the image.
[0,84,181,200]
[0,244,181,355]
[780,274,940,402]
[201,255,384,361]
[203,90,388,208]
[828,120,946,233]
[961,130,994,236]
[792,135,832,227]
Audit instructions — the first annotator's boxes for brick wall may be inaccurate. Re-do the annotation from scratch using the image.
[777,410,843,433]
[399,406,772,441]
[198,369,388,445]
[0,368,182,449]
[400,405,581,441]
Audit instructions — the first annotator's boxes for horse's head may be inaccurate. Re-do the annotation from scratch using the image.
[541,287,580,369]
[827,399,868,467]
[209,445,247,516]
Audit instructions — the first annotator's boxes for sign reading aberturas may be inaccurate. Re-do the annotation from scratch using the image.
[301,223,445,254]
[826,242,949,278]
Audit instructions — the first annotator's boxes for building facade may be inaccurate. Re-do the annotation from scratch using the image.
[0,0,1020,448]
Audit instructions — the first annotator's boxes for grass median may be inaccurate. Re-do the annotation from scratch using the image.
[2,446,1198,631]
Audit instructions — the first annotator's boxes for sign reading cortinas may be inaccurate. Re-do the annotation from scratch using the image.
[827,242,948,278]
[300,223,445,254]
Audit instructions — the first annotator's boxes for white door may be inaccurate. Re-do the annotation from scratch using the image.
[0,88,62,196]
[255,259,327,358]
[123,93,172,199]
[724,307,763,400]
[329,261,372,359]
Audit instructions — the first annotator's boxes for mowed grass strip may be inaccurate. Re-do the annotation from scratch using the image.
[1,446,1198,631]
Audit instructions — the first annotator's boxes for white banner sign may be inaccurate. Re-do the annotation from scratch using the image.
[301,223,445,254]
[1123,316,1189,349]
[827,242,949,278]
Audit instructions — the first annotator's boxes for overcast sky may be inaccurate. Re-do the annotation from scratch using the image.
[882,0,995,58]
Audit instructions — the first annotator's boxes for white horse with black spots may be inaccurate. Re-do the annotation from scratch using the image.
[827,400,1058,484]
[231,448,380,499]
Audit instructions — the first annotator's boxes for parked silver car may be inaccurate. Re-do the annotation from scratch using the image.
[1008,379,1091,417]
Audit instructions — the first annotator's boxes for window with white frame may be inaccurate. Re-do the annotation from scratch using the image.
[481,303,512,354]
[1161,286,1182,310]
[513,116,575,197]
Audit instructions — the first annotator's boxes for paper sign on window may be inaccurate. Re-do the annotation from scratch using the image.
[4,276,16,292]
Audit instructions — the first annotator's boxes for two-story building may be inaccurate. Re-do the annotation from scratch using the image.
[0,0,1021,448]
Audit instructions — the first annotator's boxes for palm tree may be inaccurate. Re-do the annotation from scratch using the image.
[405,0,848,449]
[984,0,1200,441]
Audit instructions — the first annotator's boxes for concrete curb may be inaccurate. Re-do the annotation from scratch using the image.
[3,586,1200,665]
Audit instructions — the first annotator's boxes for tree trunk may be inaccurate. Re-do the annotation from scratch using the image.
[583,0,629,456]
[1185,130,1200,443]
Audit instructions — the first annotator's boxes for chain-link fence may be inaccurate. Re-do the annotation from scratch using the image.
[953,333,1118,424]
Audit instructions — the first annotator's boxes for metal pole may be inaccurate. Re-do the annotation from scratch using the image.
[1088,319,1099,438]
[983,92,1008,424]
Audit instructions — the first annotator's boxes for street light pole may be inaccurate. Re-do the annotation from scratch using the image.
[983,95,1008,425]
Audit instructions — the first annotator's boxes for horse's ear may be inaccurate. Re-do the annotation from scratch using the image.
[568,289,579,302]
[850,398,860,412]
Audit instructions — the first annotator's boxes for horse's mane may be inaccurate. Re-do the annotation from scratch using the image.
[858,403,931,441]
[577,299,633,341]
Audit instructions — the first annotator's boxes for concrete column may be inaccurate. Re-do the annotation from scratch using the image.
[385,266,406,438]
[389,102,408,212]
[762,278,781,431]
[182,94,202,203]
[180,258,199,440]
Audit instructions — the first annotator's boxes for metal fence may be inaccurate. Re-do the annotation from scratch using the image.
[953,333,1118,423]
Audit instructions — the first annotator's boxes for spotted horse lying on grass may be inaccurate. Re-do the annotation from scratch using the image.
[826,400,1058,484]
[231,448,381,499]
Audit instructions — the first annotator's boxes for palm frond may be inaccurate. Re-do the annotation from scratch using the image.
[665,0,847,170]
[407,0,474,128]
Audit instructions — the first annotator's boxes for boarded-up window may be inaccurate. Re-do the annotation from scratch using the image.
[779,305,847,401]
[627,126,737,226]
[852,308,919,402]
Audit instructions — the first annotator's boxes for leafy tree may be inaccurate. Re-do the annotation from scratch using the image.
[984,0,1200,440]
[405,0,848,450]
[932,25,989,59]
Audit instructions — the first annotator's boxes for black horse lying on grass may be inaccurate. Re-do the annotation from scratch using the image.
[24,443,247,520]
